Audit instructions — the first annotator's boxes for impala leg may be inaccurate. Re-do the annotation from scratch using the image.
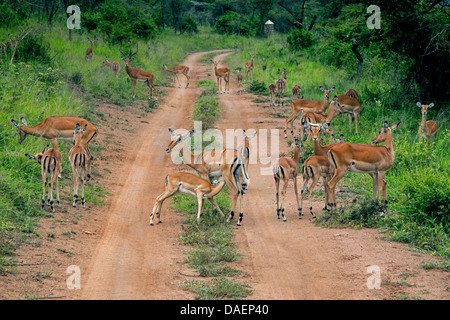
[348,113,353,133]
[237,192,244,226]
[370,172,377,201]
[354,113,359,134]
[149,189,178,226]
[209,197,224,217]
[227,192,238,223]
[280,180,288,222]
[327,168,347,209]
[293,176,302,219]
[300,173,310,218]
[377,172,386,205]
[41,174,46,210]
[196,193,204,223]
[56,174,61,207]
[48,176,54,212]
[323,176,328,211]
[307,174,320,218]
[275,177,281,219]
[284,111,299,138]
[132,79,137,98]
[185,73,190,88]
[72,170,78,207]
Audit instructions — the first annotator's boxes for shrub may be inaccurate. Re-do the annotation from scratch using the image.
[287,29,315,51]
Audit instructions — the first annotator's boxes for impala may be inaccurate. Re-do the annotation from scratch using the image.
[245,54,256,82]
[299,96,343,140]
[345,88,359,101]
[102,57,121,75]
[305,122,339,156]
[292,84,301,100]
[329,93,363,134]
[0,34,12,56]
[236,68,244,94]
[11,116,97,181]
[284,86,334,138]
[416,102,438,146]
[162,64,190,88]
[120,44,158,100]
[300,155,331,218]
[25,145,62,212]
[211,59,230,94]
[165,129,251,226]
[149,173,227,226]
[69,123,89,208]
[326,121,400,208]
[273,138,303,221]
[85,38,96,61]
[268,81,278,108]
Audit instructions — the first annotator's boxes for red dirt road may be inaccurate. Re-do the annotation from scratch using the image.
[2,50,447,300]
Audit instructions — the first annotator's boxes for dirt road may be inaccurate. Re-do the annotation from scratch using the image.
[6,49,445,300]
[79,50,447,300]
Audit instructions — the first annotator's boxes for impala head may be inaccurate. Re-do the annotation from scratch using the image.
[73,123,88,143]
[331,133,345,144]
[120,44,138,66]
[319,86,335,100]
[162,64,168,71]
[11,117,28,144]
[292,137,302,150]
[416,102,434,116]
[210,59,220,68]
[88,38,97,45]
[165,128,195,153]
[328,95,344,118]
[372,121,400,144]
[305,121,332,141]
[102,57,109,66]
[249,54,256,60]
[25,145,49,165]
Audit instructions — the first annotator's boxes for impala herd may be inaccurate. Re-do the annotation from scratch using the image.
[11,44,439,228]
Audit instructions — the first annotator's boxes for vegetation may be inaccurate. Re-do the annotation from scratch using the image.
[0,0,448,289]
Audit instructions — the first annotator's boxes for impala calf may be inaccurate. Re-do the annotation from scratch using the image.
[236,68,244,94]
[273,138,303,221]
[150,173,226,226]
[330,93,362,134]
[245,54,256,82]
[120,44,158,100]
[211,59,230,94]
[85,38,96,61]
[11,116,97,181]
[268,81,277,108]
[301,155,332,218]
[416,102,438,146]
[292,85,301,100]
[25,145,62,212]
[162,64,190,88]
[69,124,89,208]
[102,57,121,75]
[327,121,400,208]
[284,86,334,138]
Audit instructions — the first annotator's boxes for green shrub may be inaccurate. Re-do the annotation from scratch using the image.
[287,29,315,51]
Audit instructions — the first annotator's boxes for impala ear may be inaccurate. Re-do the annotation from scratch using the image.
[20,117,27,126]
[329,87,335,92]
[416,102,422,108]
[428,103,434,108]
[74,123,80,134]
[383,121,389,132]
[168,128,176,136]
[25,153,36,160]
[319,86,325,92]
[82,124,88,133]
[42,145,49,153]
[391,122,401,131]
[11,119,20,129]
[183,130,195,140]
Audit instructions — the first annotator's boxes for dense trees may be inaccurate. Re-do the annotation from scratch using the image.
[0,0,448,106]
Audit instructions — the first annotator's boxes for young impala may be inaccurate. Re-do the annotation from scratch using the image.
[165,129,251,226]
[69,123,89,208]
[149,173,227,226]
[284,86,334,138]
[245,54,256,82]
[25,145,62,212]
[276,69,287,107]
[236,68,244,94]
[120,44,158,100]
[416,102,438,147]
[102,57,121,75]
[292,84,301,100]
[11,116,97,181]
[326,121,400,209]
[162,64,190,88]
[85,38,96,61]
[268,81,278,108]
[211,59,230,94]
[273,138,303,221]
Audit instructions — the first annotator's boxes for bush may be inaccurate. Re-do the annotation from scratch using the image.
[214,11,257,36]
[287,29,315,51]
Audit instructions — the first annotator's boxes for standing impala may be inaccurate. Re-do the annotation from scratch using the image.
[69,123,89,208]
[236,68,244,94]
[25,145,62,212]
[120,44,158,100]
[210,59,230,94]
[326,121,400,209]
[102,57,121,75]
[284,86,334,138]
[416,102,438,147]
[162,64,190,88]
[165,129,250,226]
[149,173,227,226]
[245,54,256,82]
[328,93,363,134]
[268,80,277,108]
[85,38,96,61]
[273,138,303,221]
[292,84,301,100]
[11,116,97,181]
